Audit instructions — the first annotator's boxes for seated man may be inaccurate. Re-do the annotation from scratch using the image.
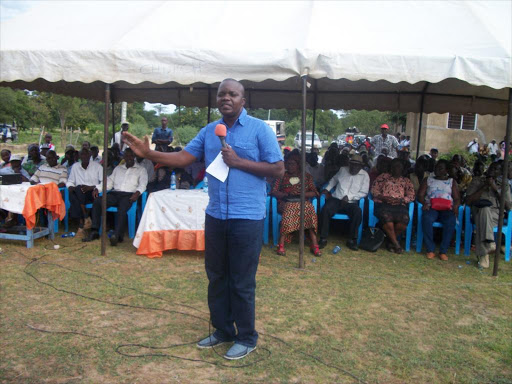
[0,149,11,169]
[84,148,148,246]
[306,152,325,191]
[90,146,102,163]
[22,144,47,177]
[318,154,370,250]
[0,154,30,227]
[30,150,67,187]
[66,148,103,235]
[465,162,510,268]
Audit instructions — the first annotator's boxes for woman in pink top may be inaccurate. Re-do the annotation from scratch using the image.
[371,158,415,253]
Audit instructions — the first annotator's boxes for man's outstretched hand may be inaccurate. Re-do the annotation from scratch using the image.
[122,132,150,158]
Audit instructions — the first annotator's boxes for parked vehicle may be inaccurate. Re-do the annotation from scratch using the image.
[264,120,286,145]
[294,131,322,151]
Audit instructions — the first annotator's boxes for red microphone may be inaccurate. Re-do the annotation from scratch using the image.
[215,124,227,148]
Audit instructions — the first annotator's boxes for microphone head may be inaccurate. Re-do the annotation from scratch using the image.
[215,124,227,137]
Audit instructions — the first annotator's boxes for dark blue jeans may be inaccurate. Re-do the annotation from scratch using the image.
[204,214,264,348]
[422,209,456,254]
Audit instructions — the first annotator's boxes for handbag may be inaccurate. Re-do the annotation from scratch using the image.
[473,199,492,208]
[430,197,452,211]
[359,227,386,252]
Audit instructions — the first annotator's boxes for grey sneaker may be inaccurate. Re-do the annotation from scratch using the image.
[197,334,228,349]
[224,343,256,360]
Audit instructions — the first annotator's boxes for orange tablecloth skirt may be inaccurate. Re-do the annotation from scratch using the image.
[22,183,66,229]
[135,229,205,258]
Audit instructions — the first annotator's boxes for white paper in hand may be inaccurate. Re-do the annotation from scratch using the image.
[206,152,229,182]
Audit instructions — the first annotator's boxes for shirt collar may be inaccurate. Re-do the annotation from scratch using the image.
[221,108,247,128]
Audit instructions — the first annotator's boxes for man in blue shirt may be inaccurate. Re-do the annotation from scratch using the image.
[152,117,173,152]
[124,79,284,360]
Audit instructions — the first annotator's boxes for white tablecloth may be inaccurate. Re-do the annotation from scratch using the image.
[133,189,209,256]
[0,182,33,214]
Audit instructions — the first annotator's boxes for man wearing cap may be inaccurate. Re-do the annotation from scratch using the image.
[152,117,173,152]
[371,124,399,158]
[112,123,130,152]
[0,154,30,180]
[318,154,370,250]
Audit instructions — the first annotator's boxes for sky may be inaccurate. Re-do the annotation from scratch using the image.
[0,0,36,21]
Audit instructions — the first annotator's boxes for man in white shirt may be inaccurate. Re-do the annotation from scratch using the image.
[318,154,370,251]
[84,148,148,246]
[136,155,155,183]
[467,138,479,154]
[488,139,499,159]
[66,148,103,233]
[111,122,130,152]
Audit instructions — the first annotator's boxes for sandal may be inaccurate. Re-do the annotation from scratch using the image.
[276,244,286,256]
[394,246,403,254]
[310,244,322,257]
[386,241,396,253]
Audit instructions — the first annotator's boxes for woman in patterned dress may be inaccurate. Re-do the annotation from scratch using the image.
[272,154,320,256]
[371,158,415,254]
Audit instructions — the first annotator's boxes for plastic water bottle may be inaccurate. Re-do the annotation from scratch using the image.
[61,232,75,238]
[170,171,176,190]
[202,176,208,193]
[332,245,341,254]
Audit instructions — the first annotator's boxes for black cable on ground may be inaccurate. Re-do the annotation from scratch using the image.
[18,249,368,383]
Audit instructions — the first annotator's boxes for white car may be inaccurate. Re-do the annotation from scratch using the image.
[294,131,322,151]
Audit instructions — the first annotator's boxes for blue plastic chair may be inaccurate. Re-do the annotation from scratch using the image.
[53,187,70,233]
[263,195,270,244]
[272,196,318,246]
[368,195,414,252]
[136,191,148,224]
[416,202,463,255]
[85,192,140,239]
[319,194,365,244]
[464,205,511,261]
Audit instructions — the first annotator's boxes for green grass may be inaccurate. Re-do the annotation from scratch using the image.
[1,128,99,157]
[1,232,511,383]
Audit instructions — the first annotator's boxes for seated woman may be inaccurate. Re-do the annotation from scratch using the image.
[368,155,391,187]
[271,154,320,256]
[409,156,430,194]
[371,158,415,254]
[417,160,460,261]
[465,162,511,268]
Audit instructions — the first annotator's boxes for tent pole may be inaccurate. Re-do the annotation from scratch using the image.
[311,80,318,150]
[415,82,429,160]
[111,102,115,143]
[493,88,512,277]
[207,86,211,124]
[101,84,111,256]
[299,75,307,269]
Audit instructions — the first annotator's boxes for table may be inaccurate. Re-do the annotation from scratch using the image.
[0,182,66,248]
[134,189,209,258]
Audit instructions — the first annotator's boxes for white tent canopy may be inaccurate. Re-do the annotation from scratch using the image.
[1,0,511,115]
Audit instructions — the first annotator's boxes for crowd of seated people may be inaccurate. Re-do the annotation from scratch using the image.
[0,127,510,267]
[270,132,510,269]
[0,130,206,245]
